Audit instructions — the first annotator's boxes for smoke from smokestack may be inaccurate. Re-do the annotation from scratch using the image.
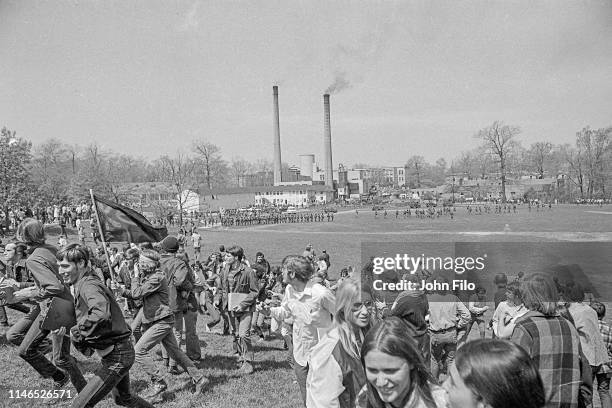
[272,86,282,185]
[323,94,333,188]
[325,71,351,95]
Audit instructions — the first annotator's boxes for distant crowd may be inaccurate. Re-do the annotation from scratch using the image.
[0,216,610,407]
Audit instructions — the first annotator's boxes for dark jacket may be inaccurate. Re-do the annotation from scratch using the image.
[4,259,33,288]
[26,244,72,303]
[221,262,258,312]
[116,260,141,309]
[160,253,193,313]
[251,259,271,279]
[391,291,429,335]
[72,272,131,349]
[122,270,173,324]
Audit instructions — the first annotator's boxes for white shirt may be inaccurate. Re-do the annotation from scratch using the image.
[191,233,201,248]
[270,281,335,366]
[492,301,527,337]
[306,327,356,408]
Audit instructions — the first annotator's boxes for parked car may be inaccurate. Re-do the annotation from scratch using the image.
[372,205,384,211]
[286,206,297,214]
[323,207,338,213]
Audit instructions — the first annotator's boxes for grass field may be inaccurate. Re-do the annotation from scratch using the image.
[0,203,611,407]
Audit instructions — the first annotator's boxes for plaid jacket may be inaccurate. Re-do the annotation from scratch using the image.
[598,320,612,375]
[511,311,581,408]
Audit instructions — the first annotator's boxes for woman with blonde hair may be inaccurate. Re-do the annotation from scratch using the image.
[307,279,377,408]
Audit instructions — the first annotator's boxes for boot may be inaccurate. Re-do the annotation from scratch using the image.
[143,379,167,401]
[182,375,209,394]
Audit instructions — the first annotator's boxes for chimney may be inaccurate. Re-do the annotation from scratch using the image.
[273,86,282,186]
[299,154,315,181]
[323,94,333,188]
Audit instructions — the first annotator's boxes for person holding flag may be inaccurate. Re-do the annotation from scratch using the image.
[56,243,154,408]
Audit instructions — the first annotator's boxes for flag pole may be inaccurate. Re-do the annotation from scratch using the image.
[90,189,116,285]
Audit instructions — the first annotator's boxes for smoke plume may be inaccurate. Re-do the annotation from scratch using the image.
[325,72,351,95]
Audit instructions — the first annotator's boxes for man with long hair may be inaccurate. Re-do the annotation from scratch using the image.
[511,273,585,408]
[115,249,207,401]
[6,218,86,396]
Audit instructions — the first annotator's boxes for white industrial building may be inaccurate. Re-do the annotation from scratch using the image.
[254,185,335,207]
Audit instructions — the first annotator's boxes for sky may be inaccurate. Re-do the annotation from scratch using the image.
[1,0,611,168]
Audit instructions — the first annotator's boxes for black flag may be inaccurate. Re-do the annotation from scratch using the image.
[93,194,168,243]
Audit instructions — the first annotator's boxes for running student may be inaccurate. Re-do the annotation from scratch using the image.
[7,219,86,396]
[57,244,154,408]
[115,249,207,401]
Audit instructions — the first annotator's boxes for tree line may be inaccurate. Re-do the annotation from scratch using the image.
[402,122,612,202]
[1,121,611,220]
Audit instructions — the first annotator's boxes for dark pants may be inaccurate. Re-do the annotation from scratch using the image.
[202,291,221,329]
[414,331,431,365]
[135,318,200,382]
[71,340,154,408]
[0,303,31,324]
[162,310,201,365]
[430,328,457,380]
[7,304,86,391]
[130,308,143,343]
[218,307,231,334]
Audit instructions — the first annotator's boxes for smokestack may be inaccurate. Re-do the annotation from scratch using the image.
[299,154,315,181]
[273,86,282,185]
[323,94,333,188]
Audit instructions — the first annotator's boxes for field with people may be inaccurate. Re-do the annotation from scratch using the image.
[1,203,611,408]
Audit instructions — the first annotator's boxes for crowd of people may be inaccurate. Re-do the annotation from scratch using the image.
[219,211,335,227]
[0,217,611,408]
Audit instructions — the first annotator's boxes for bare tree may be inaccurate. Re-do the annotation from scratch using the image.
[157,153,198,226]
[475,121,521,203]
[506,142,527,179]
[575,127,611,199]
[457,152,474,179]
[192,140,227,189]
[230,157,251,187]
[31,139,72,204]
[433,158,447,185]
[472,146,494,179]
[254,158,273,173]
[101,154,148,203]
[528,142,553,179]
[70,143,109,199]
[405,155,426,188]
[562,143,585,199]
